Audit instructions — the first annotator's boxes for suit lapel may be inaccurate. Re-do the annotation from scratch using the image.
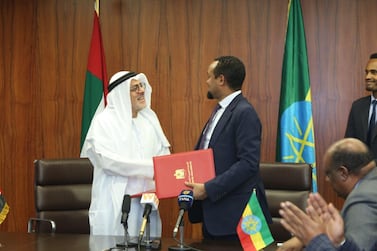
[363,98,377,142]
[209,94,243,147]
[363,98,371,136]
[361,97,377,144]
[371,115,377,143]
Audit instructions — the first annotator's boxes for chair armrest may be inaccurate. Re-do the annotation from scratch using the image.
[27,217,56,233]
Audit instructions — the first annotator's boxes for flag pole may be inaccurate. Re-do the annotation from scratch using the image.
[81,0,108,151]
[95,0,99,16]
[284,0,292,39]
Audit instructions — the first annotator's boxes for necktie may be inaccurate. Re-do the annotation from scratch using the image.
[367,100,377,146]
[199,104,221,149]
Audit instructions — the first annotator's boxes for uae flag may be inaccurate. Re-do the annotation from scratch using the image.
[0,191,9,224]
[80,11,108,153]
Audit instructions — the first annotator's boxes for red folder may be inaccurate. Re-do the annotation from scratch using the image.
[153,149,216,199]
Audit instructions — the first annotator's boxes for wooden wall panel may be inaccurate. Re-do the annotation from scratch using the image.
[1,0,377,239]
[0,0,39,232]
[302,0,377,206]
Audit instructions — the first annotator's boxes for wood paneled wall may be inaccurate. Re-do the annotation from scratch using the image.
[0,0,376,238]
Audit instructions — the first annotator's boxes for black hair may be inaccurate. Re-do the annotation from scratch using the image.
[213,56,246,90]
[369,53,377,59]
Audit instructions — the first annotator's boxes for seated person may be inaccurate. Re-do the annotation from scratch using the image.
[277,138,377,251]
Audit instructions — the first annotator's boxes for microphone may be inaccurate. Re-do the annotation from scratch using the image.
[139,193,159,242]
[116,194,137,248]
[173,190,194,237]
[121,194,131,226]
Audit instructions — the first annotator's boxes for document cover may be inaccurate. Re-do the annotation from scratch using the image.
[153,149,215,199]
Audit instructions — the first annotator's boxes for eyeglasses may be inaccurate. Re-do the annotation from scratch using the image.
[130,82,146,92]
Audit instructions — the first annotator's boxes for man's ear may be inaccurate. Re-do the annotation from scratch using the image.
[338,165,350,181]
[218,74,225,86]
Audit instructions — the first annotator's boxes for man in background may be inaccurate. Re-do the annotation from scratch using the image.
[186,56,271,240]
[345,53,377,158]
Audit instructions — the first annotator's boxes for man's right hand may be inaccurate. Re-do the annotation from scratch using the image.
[307,193,345,246]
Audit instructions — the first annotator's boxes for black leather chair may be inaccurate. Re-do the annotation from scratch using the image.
[28,158,93,234]
[260,162,312,243]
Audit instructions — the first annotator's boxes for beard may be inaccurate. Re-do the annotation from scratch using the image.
[366,81,377,92]
[207,91,214,99]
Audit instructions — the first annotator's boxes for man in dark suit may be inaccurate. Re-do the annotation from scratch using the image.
[345,53,377,158]
[277,138,377,251]
[185,56,271,240]
[279,193,376,251]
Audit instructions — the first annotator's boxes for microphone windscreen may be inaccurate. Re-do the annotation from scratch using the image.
[177,190,194,211]
[140,193,159,210]
[143,204,152,217]
[122,194,131,213]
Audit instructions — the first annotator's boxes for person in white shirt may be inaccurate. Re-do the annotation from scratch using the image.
[81,71,170,237]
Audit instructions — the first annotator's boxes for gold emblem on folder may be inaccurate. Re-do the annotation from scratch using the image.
[173,161,194,181]
[174,169,186,179]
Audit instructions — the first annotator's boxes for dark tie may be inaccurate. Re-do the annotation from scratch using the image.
[367,100,377,146]
[199,104,221,149]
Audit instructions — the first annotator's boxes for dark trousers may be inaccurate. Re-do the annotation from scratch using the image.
[202,222,239,241]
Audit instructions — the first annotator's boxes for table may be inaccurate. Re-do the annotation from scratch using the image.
[0,232,279,251]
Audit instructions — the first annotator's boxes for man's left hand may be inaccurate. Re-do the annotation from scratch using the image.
[185,182,207,200]
[279,201,325,245]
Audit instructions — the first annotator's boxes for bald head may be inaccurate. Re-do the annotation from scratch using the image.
[327,138,370,157]
[325,138,374,175]
[323,138,375,198]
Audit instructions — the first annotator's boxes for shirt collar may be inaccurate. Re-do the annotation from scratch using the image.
[219,90,241,108]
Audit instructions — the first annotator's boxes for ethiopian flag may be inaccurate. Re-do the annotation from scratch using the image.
[237,190,274,251]
[0,191,9,224]
[276,0,317,192]
[80,11,108,152]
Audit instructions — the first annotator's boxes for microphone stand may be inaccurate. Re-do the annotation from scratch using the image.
[142,215,152,248]
[138,215,162,250]
[138,214,153,249]
[168,218,191,251]
[117,222,137,249]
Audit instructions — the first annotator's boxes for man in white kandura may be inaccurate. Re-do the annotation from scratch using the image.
[81,71,170,237]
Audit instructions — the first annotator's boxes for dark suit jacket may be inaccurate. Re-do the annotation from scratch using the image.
[306,168,377,251]
[188,93,272,237]
[345,96,377,158]
[341,167,377,251]
[306,234,365,251]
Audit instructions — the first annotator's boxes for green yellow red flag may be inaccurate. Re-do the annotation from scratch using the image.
[237,190,274,250]
[0,190,9,224]
[276,0,317,192]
